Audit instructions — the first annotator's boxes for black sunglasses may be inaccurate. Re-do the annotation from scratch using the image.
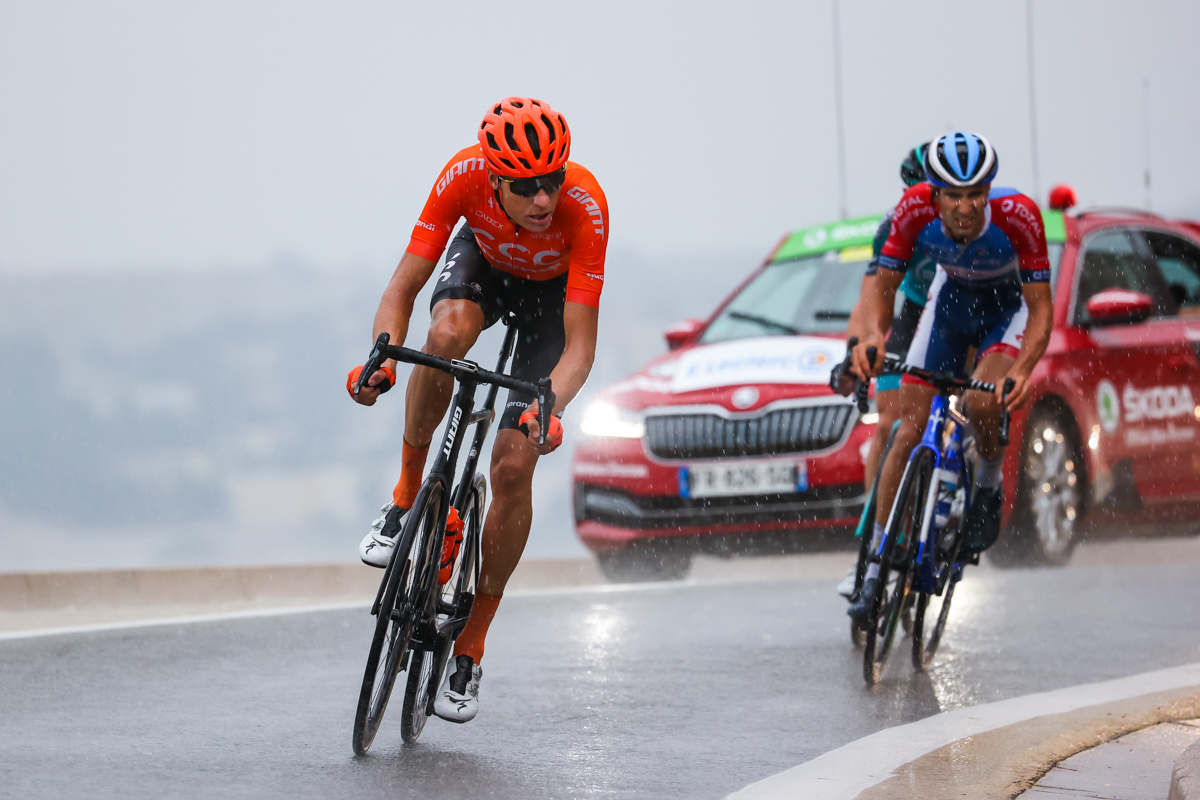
[497,168,566,198]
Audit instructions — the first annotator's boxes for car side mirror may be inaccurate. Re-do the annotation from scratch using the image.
[1085,289,1153,326]
[664,318,703,350]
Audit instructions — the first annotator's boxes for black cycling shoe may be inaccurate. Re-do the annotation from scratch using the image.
[962,486,1004,555]
[847,577,879,625]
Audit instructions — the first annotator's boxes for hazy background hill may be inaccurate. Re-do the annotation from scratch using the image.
[0,248,755,572]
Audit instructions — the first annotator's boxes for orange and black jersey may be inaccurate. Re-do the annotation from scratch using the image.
[406,144,609,308]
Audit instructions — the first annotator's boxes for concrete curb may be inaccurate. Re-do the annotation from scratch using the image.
[730,662,1200,800]
[1173,737,1200,800]
[857,686,1200,800]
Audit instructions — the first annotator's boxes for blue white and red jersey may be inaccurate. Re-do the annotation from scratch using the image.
[876,184,1050,288]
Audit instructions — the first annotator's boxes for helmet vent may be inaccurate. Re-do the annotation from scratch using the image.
[524,122,542,158]
[478,96,570,178]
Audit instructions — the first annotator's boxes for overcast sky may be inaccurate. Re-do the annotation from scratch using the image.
[3,0,1199,273]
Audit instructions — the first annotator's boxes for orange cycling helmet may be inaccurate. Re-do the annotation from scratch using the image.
[478,97,571,178]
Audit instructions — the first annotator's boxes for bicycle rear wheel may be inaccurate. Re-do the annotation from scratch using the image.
[863,449,932,686]
[352,480,444,755]
[400,474,485,743]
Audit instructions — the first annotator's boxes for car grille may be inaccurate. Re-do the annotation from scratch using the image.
[644,403,857,460]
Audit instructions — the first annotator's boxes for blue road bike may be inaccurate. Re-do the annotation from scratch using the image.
[839,352,1013,686]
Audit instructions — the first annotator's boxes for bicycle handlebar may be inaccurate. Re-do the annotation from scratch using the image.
[355,333,557,446]
[831,343,1014,442]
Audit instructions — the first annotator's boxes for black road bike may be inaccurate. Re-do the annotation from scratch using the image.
[349,315,554,755]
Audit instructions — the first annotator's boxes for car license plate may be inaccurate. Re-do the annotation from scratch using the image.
[680,459,807,498]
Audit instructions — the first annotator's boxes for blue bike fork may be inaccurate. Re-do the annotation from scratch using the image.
[877,395,954,594]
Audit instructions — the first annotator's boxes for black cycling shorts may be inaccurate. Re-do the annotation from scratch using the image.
[885,296,924,360]
[431,225,567,430]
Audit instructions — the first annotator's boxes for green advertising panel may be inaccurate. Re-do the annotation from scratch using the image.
[772,215,882,263]
[1043,209,1065,243]
[773,207,1065,265]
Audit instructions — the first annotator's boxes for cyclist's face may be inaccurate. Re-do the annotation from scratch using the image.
[489,172,563,233]
[935,185,991,242]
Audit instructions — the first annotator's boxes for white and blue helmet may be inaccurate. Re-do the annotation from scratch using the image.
[924,131,998,188]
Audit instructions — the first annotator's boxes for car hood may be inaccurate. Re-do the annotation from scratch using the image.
[598,334,849,413]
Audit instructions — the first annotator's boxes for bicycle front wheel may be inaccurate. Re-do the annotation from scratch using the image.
[863,448,932,686]
[912,565,957,670]
[352,480,445,755]
[912,511,963,670]
[401,474,485,743]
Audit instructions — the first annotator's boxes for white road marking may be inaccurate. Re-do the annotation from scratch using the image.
[0,573,745,642]
[0,601,369,641]
[727,661,1200,800]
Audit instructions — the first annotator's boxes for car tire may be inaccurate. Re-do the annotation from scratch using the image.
[596,543,692,583]
[990,404,1084,568]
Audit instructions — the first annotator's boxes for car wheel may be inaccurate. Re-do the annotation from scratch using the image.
[596,543,692,583]
[990,405,1083,568]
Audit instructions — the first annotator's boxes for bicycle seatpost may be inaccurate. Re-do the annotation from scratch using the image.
[355,332,391,395]
[854,346,876,414]
[998,377,1016,446]
[536,378,556,446]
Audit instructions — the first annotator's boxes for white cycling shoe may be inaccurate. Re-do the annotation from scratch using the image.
[358,503,408,568]
[433,655,482,723]
[835,566,857,599]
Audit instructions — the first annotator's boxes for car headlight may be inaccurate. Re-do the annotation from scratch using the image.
[579,402,645,439]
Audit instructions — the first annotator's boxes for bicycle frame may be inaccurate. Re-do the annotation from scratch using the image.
[893,393,977,595]
[368,318,523,632]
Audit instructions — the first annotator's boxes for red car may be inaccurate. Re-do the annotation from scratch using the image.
[573,201,1200,580]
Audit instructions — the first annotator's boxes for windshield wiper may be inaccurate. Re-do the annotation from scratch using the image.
[814,309,851,321]
[727,310,801,335]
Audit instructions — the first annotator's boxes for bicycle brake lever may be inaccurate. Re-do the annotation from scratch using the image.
[830,336,859,392]
[355,332,390,395]
[854,346,876,414]
[536,378,555,446]
[998,377,1015,446]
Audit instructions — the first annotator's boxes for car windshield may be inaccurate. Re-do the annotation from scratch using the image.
[702,248,870,343]
[701,243,1067,345]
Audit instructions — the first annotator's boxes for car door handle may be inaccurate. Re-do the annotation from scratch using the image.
[1166,353,1195,371]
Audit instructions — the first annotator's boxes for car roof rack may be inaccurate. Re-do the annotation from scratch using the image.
[1073,207,1165,220]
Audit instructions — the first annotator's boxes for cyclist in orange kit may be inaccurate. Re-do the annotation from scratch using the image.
[347,97,607,723]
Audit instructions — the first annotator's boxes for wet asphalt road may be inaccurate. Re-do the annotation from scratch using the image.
[3,554,1200,799]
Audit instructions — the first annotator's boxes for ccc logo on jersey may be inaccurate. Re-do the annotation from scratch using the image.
[470,227,564,271]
